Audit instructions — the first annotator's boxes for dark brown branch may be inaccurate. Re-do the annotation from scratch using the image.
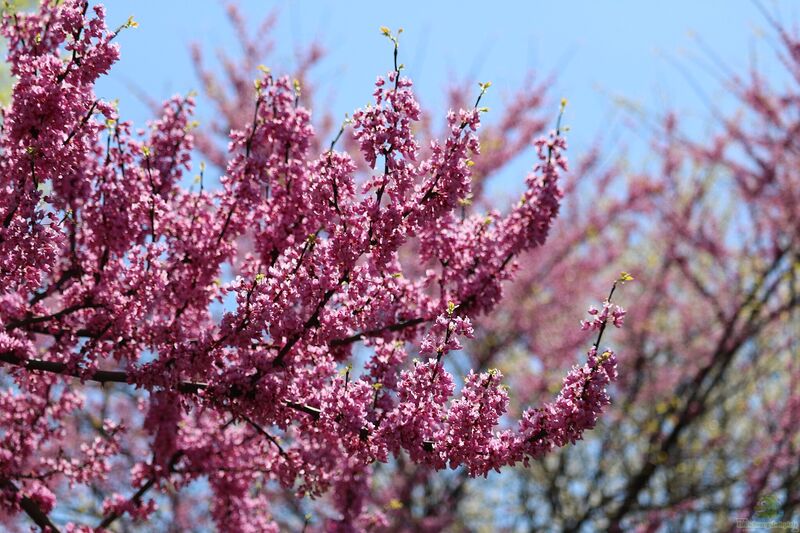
[5,302,102,331]
[0,351,205,394]
[62,99,99,146]
[96,478,155,530]
[1,479,61,532]
[272,286,337,367]
[96,451,183,530]
[284,400,321,420]
[241,414,288,458]
[329,317,426,347]
[0,351,320,418]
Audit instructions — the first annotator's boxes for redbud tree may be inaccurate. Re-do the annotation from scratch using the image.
[0,2,626,531]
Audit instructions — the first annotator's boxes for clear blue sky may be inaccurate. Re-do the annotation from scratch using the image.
[96,0,793,182]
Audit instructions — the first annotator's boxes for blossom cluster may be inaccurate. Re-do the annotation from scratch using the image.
[0,4,624,531]
[581,301,626,331]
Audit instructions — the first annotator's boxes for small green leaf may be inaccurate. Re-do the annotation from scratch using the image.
[618,271,634,283]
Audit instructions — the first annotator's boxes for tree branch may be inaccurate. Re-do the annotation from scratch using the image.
[0,351,320,417]
[329,317,426,347]
[1,479,61,533]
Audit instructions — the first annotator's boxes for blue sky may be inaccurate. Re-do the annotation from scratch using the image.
[96,0,792,184]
